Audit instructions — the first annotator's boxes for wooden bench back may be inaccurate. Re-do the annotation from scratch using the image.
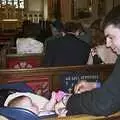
[0,31,17,46]
[6,53,44,69]
[0,46,44,69]
[0,64,114,97]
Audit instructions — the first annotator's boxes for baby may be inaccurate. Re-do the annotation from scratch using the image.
[8,95,39,114]
[4,92,54,116]
[4,81,100,117]
[4,91,71,117]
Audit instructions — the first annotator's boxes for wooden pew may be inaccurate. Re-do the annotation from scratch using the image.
[6,53,44,69]
[0,64,114,97]
[0,46,44,69]
[0,31,17,46]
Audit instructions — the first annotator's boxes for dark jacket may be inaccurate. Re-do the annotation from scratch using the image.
[43,34,90,66]
[66,56,120,116]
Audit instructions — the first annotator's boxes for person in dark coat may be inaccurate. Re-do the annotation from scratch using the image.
[54,5,120,116]
[42,22,90,66]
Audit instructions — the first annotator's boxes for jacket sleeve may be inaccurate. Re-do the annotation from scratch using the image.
[66,56,120,116]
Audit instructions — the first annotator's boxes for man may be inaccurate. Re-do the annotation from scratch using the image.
[43,22,90,66]
[55,5,120,116]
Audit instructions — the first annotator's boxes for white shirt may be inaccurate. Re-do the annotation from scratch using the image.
[16,38,44,54]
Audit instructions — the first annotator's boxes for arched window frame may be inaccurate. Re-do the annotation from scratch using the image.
[0,0,24,8]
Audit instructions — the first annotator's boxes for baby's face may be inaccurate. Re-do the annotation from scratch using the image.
[19,97,39,115]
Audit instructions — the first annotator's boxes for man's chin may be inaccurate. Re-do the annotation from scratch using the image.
[115,50,120,55]
[112,48,119,55]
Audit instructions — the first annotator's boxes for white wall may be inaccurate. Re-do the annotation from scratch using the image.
[28,0,43,12]
[106,0,113,14]
[106,0,120,14]
[43,0,48,20]
[76,0,88,9]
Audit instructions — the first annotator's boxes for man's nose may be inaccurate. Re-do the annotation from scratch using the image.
[106,39,112,47]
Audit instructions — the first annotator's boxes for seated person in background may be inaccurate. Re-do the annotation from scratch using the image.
[55,5,120,117]
[40,20,53,43]
[44,20,64,51]
[51,19,64,37]
[42,22,90,66]
[50,13,64,37]
[16,23,43,54]
[87,19,117,64]
[76,22,92,45]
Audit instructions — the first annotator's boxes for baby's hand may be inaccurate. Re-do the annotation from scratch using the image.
[55,90,66,102]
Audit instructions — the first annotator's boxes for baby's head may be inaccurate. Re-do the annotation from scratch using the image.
[8,95,39,115]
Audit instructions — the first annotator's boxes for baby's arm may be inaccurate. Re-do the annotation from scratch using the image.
[44,91,69,111]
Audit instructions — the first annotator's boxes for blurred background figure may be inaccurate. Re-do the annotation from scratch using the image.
[51,19,64,37]
[76,22,92,45]
[16,22,44,54]
[42,21,90,66]
[87,19,117,64]
[39,20,52,43]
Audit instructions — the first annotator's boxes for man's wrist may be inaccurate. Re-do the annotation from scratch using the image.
[96,82,101,88]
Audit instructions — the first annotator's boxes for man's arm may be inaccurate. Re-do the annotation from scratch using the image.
[74,80,100,94]
[66,57,120,116]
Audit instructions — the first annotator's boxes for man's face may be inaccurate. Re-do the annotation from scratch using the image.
[104,24,120,55]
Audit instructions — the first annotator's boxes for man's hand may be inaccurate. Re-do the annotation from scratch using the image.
[55,100,67,117]
[74,80,97,94]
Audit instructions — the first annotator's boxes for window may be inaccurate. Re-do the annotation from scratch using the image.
[0,0,24,8]
[72,0,92,19]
